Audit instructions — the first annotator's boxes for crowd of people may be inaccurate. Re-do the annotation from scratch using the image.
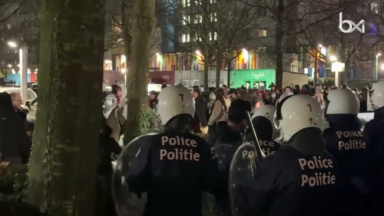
[119,82,384,216]
[1,79,380,216]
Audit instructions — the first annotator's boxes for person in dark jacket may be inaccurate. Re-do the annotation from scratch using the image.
[97,116,122,216]
[0,92,30,164]
[192,89,207,133]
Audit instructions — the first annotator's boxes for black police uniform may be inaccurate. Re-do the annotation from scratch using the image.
[246,116,280,156]
[127,131,220,216]
[323,115,369,215]
[243,128,341,216]
[363,108,384,214]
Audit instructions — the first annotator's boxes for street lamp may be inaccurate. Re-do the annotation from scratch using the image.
[330,55,337,62]
[332,61,345,87]
[7,41,28,102]
[7,41,17,48]
[376,53,381,80]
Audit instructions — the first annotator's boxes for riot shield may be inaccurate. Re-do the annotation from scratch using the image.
[229,142,258,216]
[211,144,235,171]
[204,144,235,216]
[112,133,157,216]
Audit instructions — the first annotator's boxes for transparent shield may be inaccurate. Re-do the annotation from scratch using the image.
[112,133,157,216]
[229,142,258,216]
[211,144,236,171]
[207,144,235,215]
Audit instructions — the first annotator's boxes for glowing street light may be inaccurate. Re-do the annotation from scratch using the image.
[330,55,337,62]
[381,64,384,70]
[318,44,323,48]
[195,50,201,55]
[7,41,17,48]
[7,41,28,101]
[7,64,12,68]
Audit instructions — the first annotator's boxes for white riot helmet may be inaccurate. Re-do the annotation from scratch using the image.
[252,104,275,124]
[325,89,359,115]
[103,94,118,119]
[275,94,323,141]
[156,84,195,125]
[369,81,384,110]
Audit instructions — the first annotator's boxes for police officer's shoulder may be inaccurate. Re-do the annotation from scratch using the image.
[363,119,375,130]
[261,144,292,165]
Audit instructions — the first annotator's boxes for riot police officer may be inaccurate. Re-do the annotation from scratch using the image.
[126,85,220,216]
[323,88,369,215]
[248,104,280,156]
[363,81,384,214]
[243,95,341,216]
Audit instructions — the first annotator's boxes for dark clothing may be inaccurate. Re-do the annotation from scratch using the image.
[127,131,220,216]
[0,93,30,164]
[192,97,207,132]
[363,107,384,214]
[243,128,341,216]
[15,109,30,132]
[247,116,280,156]
[213,123,243,216]
[98,131,122,177]
[323,114,369,216]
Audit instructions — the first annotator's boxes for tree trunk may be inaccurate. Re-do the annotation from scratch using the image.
[27,0,106,215]
[121,2,132,72]
[215,53,221,88]
[275,0,284,88]
[124,0,157,143]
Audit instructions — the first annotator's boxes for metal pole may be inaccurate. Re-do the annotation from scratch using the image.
[335,71,339,87]
[19,45,28,102]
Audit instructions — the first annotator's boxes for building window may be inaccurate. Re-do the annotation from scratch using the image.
[371,2,379,14]
[257,47,267,53]
[258,28,267,37]
[194,34,202,41]
[182,0,190,7]
[182,15,190,25]
[210,13,217,22]
[195,15,202,24]
[181,34,190,43]
[209,32,217,40]
[210,0,217,3]
[194,0,202,5]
